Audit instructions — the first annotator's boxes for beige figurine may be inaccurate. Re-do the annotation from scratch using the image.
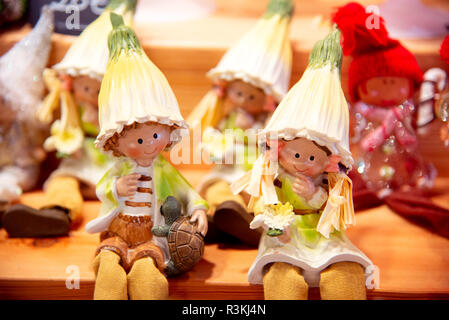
[0,7,53,229]
[3,0,137,238]
[232,28,374,300]
[86,13,208,300]
[187,0,294,246]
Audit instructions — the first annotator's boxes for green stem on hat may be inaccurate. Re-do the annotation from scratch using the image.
[108,12,143,62]
[107,0,138,14]
[264,0,294,19]
[308,27,343,73]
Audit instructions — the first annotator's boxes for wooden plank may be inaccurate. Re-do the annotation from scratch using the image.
[0,173,449,300]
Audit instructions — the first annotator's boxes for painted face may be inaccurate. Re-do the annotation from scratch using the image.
[72,76,101,108]
[279,137,330,178]
[357,76,412,107]
[226,80,266,115]
[116,122,172,165]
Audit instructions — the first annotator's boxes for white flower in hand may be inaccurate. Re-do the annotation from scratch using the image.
[43,120,84,155]
[250,202,295,238]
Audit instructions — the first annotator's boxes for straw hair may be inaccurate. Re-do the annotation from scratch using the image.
[207,0,293,101]
[95,13,188,151]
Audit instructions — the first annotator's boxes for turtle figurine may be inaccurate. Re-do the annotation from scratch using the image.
[152,196,205,276]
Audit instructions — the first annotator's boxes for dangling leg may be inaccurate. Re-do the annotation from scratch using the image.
[206,180,261,246]
[319,262,366,300]
[263,262,308,300]
[92,250,128,300]
[3,175,83,237]
[41,175,84,226]
[127,257,169,300]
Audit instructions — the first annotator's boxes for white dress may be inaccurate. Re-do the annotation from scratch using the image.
[248,172,375,288]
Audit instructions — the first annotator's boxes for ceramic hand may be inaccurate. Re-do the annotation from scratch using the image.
[82,103,99,127]
[70,148,83,160]
[190,209,208,236]
[116,173,141,198]
[235,109,255,129]
[292,173,316,200]
[33,147,47,163]
[277,226,291,244]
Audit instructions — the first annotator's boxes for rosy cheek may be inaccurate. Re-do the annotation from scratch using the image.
[125,146,143,158]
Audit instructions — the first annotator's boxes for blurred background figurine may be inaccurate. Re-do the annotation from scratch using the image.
[2,0,137,238]
[0,6,53,227]
[418,35,449,146]
[86,14,208,300]
[333,2,434,197]
[333,2,449,239]
[187,0,294,246]
[232,28,373,300]
[0,0,27,27]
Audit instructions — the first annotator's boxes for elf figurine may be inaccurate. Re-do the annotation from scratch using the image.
[3,0,137,238]
[187,0,293,246]
[332,2,435,198]
[418,35,449,146]
[232,28,374,300]
[85,13,208,300]
[0,7,53,225]
[334,3,449,240]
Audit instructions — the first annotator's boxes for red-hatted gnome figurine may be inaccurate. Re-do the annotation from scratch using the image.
[333,2,449,239]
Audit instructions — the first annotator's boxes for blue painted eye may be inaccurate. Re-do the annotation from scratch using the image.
[295,153,300,158]
[138,138,143,144]
[310,155,315,161]
[153,133,158,139]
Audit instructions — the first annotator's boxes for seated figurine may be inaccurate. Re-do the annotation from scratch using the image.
[85,13,208,300]
[0,7,53,229]
[187,0,294,246]
[232,28,374,300]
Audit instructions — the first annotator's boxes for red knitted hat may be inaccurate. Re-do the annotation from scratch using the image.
[441,35,449,65]
[332,2,423,102]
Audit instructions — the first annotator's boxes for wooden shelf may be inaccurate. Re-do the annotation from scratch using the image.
[1,172,449,300]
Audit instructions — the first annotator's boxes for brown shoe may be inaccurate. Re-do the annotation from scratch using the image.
[0,201,9,228]
[213,200,261,247]
[2,204,70,238]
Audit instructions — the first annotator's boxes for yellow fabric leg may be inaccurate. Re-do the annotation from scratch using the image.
[263,262,308,300]
[204,180,247,217]
[92,250,128,300]
[41,175,83,224]
[319,262,367,300]
[127,257,169,300]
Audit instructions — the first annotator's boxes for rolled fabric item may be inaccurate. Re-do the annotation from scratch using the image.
[384,191,449,239]
[348,170,383,211]
[350,169,449,239]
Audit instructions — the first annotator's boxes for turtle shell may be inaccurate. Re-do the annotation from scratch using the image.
[167,216,204,274]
